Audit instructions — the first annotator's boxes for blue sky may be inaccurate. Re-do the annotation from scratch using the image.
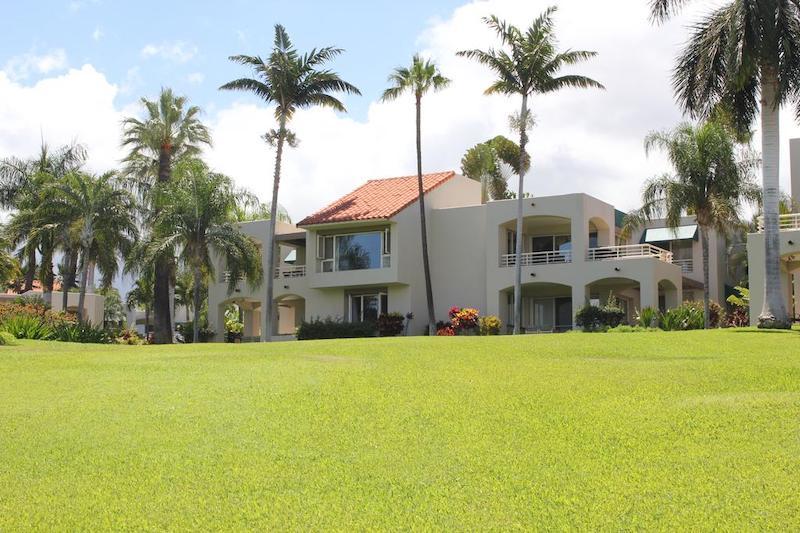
[3,0,467,120]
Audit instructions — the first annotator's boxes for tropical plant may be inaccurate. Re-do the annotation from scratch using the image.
[40,171,138,322]
[296,317,377,340]
[1,315,54,340]
[126,274,154,334]
[478,315,502,336]
[51,322,112,344]
[0,142,86,293]
[636,307,661,329]
[458,7,603,334]
[377,312,405,337]
[122,88,212,343]
[380,54,450,335]
[0,331,17,345]
[143,159,263,343]
[220,24,360,341]
[100,287,125,328]
[623,120,760,328]
[461,135,527,201]
[174,269,195,322]
[650,0,800,328]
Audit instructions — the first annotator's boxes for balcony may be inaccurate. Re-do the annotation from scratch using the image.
[673,258,693,273]
[757,213,800,231]
[274,265,306,279]
[586,244,673,263]
[499,250,571,267]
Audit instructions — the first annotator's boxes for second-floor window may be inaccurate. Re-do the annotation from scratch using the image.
[317,229,391,272]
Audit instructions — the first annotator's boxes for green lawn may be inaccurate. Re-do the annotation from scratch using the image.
[2,330,799,530]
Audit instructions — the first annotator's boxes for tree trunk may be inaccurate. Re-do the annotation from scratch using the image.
[192,265,202,343]
[700,225,711,329]
[152,146,174,343]
[145,307,150,336]
[61,248,77,311]
[416,94,437,336]
[23,245,35,292]
[513,94,529,335]
[758,67,790,328]
[77,251,90,323]
[262,117,286,342]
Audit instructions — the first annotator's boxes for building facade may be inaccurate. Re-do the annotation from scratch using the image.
[208,170,739,340]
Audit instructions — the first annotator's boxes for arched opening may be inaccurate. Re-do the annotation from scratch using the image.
[498,215,573,266]
[274,294,305,337]
[588,216,611,248]
[585,277,641,324]
[500,282,573,333]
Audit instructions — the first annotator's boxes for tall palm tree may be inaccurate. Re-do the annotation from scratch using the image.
[121,88,212,343]
[127,275,154,335]
[649,0,800,328]
[220,24,360,341]
[41,171,138,322]
[144,159,263,343]
[0,142,86,293]
[380,55,450,335]
[458,7,604,334]
[624,120,760,328]
[461,135,527,202]
[174,269,194,322]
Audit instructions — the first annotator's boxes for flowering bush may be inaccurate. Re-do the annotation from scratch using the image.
[479,315,502,335]
[115,328,145,345]
[436,325,455,336]
[377,312,405,337]
[449,307,480,333]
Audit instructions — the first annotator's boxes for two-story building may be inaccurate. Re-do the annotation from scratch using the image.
[208,171,722,339]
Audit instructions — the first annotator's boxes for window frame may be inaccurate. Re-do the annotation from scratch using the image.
[316,229,391,273]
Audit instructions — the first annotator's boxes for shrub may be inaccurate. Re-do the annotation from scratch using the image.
[13,295,48,309]
[2,315,54,340]
[297,317,376,340]
[659,304,704,331]
[52,323,112,344]
[684,300,724,328]
[436,325,456,336]
[179,322,215,343]
[0,331,18,345]
[478,315,502,335]
[575,305,605,332]
[115,328,144,345]
[377,312,405,337]
[449,307,480,333]
[607,325,660,333]
[636,307,661,328]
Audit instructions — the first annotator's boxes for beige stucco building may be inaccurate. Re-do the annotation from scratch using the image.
[208,170,738,340]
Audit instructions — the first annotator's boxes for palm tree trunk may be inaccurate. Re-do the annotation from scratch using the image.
[758,67,789,328]
[415,94,437,336]
[192,265,202,343]
[700,225,710,329]
[23,245,35,292]
[263,116,286,342]
[77,251,90,323]
[145,307,150,336]
[513,94,529,335]
[153,147,174,344]
[61,248,76,311]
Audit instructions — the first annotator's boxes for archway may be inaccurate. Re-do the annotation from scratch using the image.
[585,277,641,324]
[500,282,573,332]
[588,216,612,248]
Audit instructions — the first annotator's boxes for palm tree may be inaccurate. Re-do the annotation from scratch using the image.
[145,159,263,343]
[458,8,604,334]
[174,269,194,322]
[41,171,138,322]
[220,24,360,341]
[127,275,154,335]
[461,135,527,202]
[0,142,86,293]
[121,88,212,343]
[649,0,800,327]
[623,120,760,328]
[380,55,451,335]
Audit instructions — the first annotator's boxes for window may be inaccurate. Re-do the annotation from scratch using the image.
[589,231,598,248]
[531,234,572,260]
[317,230,390,272]
[507,230,517,254]
[348,292,388,322]
[532,236,554,253]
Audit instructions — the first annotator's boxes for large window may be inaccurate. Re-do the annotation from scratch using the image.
[317,229,390,272]
[531,234,572,260]
[348,292,388,322]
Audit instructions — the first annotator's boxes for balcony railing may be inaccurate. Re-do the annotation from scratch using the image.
[586,244,673,263]
[499,250,571,267]
[757,213,800,231]
[274,265,306,279]
[673,258,693,273]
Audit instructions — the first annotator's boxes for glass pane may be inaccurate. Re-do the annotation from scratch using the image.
[589,231,598,248]
[380,294,388,315]
[532,236,553,253]
[363,295,379,322]
[350,296,362,322]
[337,233,381,271]
[323,236,334,259]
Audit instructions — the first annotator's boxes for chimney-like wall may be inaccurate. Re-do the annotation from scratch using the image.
[791,138,800,203]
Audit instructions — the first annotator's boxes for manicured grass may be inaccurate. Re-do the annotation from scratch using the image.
[2,330,799,530]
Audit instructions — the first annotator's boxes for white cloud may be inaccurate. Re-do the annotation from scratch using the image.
[187,72,205,84]
[2,49,68,81]
[92,27,103,41]
[0,65,128,172]
[140,41,197,63]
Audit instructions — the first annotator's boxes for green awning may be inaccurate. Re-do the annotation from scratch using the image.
[642,224,698,243]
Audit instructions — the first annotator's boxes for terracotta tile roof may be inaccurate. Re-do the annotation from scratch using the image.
[297,171,456,226]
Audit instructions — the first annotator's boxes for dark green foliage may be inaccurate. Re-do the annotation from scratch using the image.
[178,322,215,343]
[1,316,54,340]
[51,323,112,344]
[377,313,405,337]
[297,318,376,340]
[575,299,626,332]
[0,331,17,345]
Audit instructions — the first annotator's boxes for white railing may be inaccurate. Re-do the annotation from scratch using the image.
[673,258,693,273]
[757,213,800,231]
[274,265,306,279]
[222,271,244,284]
[499,250,571,267]
[586,244,673,263]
